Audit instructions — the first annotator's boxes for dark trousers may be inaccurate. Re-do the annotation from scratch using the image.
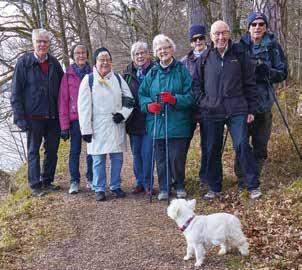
[155,138,190,192]
[234,110,272,185]
[204,115,259,192]
[190,121,208,184]
[26,119,60,189]
[69,120,93,184]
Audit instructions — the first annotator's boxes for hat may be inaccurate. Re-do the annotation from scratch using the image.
[247,12,268,29]
[93,47,112,64]
[189,24,206,40]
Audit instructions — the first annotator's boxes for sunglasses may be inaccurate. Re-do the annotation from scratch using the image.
[251,22,266,27]
[191,36,205,42]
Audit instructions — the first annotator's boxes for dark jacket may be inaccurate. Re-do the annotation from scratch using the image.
[240,32,287,113]
[11,52,64,122]
[123,61,153,135]
[192,40,259,119]
[139,59,194,139]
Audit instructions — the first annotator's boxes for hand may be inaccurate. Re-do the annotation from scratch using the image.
[247,114,254,124]
[255,62,269,76]
[82,134,92,143]
[159,91,176,105]
[112,113,125,124]
[147,102,161,114]
[16,119,29,132]
[60,130,70,141]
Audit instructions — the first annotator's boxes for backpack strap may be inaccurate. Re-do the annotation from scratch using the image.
[114,72,122,89]
[88,73,94,92]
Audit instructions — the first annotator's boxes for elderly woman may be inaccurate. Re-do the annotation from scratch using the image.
[123,41,154,196]
[58,44,93,194]
[139,34,194,201]
[78,47,133,201]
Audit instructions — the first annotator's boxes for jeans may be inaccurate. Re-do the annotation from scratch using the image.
[69,120,93,184]
[204,115,259,192]
[155,138,190,192]
[27,119,60,189]
[234,110,272,186]
[129,134,153,189]
[92,152,123,192]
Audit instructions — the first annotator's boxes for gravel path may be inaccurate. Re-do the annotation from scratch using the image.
[24,151,236,270]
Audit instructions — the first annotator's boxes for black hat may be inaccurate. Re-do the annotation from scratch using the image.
[189,24,206,41]
[93,47,112,64]
[247,12,268,29]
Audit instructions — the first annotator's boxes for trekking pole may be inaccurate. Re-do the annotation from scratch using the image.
[265,76,302,160]
[164,102,170,204]
[149,95,159,203]
[221,127,229,154]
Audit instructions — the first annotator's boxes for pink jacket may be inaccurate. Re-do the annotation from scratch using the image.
[58,65,82,130]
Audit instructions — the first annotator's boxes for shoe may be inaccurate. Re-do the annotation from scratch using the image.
[157,191,169,201]
[145,188,156,196]
[31,188,47,197]
[96,191,106,201]
[250,188,262,199]
[69,182,79,194]
[111,188,126,198]
[131,186,144,194]
[203,190,220,200]
[43,183,61,191]
[176,190,187,198]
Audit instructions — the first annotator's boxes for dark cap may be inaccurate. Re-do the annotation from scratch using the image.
[93,47,112,64]
[189,24,206,41]
[247,12,268,29]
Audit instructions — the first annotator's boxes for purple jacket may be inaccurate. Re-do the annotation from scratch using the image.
[58,65,82,130]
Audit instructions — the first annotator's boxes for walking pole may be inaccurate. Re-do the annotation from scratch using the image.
[221,127,229,154]
[149,96,159,203]
[164,103,170,204]
[265,76,302,160]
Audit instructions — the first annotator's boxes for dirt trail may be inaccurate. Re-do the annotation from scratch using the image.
[24,152,233,270]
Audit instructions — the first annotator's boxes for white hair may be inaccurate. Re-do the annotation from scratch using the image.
[131,41,149,61]
[152,34,176,57]
[32,28,51,43]
[210,20,230,35]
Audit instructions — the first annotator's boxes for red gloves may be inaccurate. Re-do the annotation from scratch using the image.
[160,91,176,105]
[148,102,161,114]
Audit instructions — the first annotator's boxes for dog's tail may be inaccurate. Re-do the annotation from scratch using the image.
[228,216,249,256]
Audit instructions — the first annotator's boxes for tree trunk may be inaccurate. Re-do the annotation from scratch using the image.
[221,0,240,39]
[185,0,206,26]
[253,0,287,51]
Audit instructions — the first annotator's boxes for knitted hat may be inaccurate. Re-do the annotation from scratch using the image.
[189,24,206,40]
[93,47,112,64]
[247,12,268,29]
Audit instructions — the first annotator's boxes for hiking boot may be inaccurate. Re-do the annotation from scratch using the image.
[111,188,126,198]
[69,182,79,194]
[203,190,220,201]
[176,189,187,199]
[250,188,262,199]
[131,186,144,194]
[157,191,169,201]
[96,191,106,201]
[43,183,61,191]
[31,188,47,197]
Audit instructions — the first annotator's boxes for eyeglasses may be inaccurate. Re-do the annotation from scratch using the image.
[191,36,205,42]
[35,39,49,44]
[212,31,230,38]
[74,51,87,55]
[156,45,172,52]
[97,58,111,63]
[251,22,266,27]
[134,51,147,57]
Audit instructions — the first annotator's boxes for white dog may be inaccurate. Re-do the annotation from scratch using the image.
[167,199,249,267]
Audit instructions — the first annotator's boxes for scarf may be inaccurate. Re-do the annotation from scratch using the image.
[72,63,91,81]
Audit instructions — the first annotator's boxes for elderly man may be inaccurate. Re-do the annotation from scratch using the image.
[11,29,64,197]
[192,20,261,200]
[234,12,287,187]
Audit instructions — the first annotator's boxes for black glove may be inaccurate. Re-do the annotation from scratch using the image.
[16,119,29,132]
[60,130,70,141]
[82,134,92,143]
[112,113,125,124]
[255,62,270,77]
[122,96,135,108]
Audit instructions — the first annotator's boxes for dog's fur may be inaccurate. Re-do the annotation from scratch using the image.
[167,199,249,266]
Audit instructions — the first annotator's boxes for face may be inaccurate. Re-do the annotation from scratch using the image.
[191,35,206,52]
[33,34,50,59]
[133,48,150,67]
[96,53,112,77]
[74,46,88,67]
[249,19,266,41]
[156,41,174,64]
[210,22,230,53]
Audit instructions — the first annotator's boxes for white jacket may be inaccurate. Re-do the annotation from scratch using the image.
[78,68,133,155]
